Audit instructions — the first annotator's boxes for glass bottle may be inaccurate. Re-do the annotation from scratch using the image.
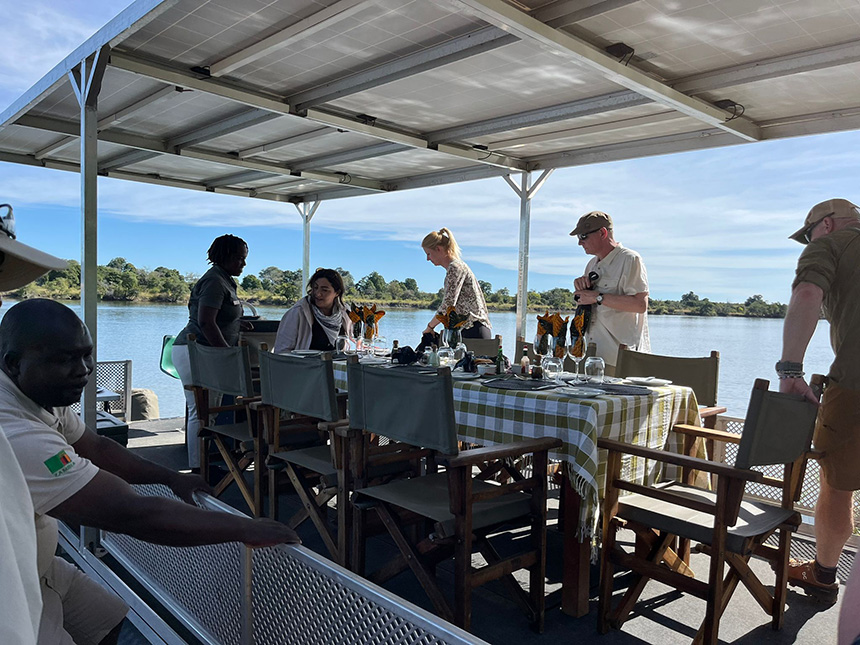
[427,344,440,367]
[495,336,505,374]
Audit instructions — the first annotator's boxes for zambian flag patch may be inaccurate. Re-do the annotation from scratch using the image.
[44,450,74,477]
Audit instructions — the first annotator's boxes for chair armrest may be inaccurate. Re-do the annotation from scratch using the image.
[672,424,741,445]
[699,406,727,418]
[597,438,764,483]
[444,437,562,468]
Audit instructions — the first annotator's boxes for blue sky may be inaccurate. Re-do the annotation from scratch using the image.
[3,0,860,303]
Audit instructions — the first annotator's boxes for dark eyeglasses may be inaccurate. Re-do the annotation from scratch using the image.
[801,216,829,244]
[578,228,602,241]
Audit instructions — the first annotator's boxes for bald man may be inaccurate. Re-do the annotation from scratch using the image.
[0,299,300,645]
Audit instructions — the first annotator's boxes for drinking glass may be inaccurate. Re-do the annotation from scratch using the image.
[585,356,605,383]
[374,336,390,360]
[335,335,353,355]
[567,334,586,382]
[437,345,455,367]
[543,356,563,384]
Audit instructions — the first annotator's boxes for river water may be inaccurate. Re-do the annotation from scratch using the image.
[14,302,834,420]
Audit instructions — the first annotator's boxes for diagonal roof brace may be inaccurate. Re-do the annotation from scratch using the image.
[456,0,761,142]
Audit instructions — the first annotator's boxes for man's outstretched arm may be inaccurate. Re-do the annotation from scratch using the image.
[72,427,208,503]
[50,469,299,547]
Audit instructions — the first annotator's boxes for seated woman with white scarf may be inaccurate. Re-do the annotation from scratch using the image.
[274,268,353,353]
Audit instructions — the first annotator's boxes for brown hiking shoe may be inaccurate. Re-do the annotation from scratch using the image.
[786,559,839,604]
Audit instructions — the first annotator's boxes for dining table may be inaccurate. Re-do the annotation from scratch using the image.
[331,360,700,618]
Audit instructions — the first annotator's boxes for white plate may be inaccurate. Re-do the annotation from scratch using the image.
[555,386,605,398]
[451,371,481,380]
[626,377,673,387]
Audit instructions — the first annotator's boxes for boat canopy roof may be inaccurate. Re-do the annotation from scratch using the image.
[2,0,860,204]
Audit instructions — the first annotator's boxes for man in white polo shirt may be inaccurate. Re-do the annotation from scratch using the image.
[0,203,68,645]
[570,211,650,373]
[1,298,300,645]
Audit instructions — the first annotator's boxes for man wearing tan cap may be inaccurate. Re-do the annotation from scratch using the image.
[778,198,860,603]
[570,211,650,372]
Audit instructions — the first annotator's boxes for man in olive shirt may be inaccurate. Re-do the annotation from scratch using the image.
[779,198,860,603]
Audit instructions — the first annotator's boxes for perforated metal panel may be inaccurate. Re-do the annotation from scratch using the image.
[101,485,486,645]
[716,416,860,526]
[72,360,132,420]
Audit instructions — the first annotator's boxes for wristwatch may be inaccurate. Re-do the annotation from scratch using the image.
[595,293,604,306]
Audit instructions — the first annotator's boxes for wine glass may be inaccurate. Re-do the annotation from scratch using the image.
[442,328,466,362]
[567,333,586,382]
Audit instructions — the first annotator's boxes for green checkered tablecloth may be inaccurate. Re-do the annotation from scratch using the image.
[332,362,699,538]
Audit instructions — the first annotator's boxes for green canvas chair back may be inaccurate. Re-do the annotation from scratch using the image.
[734,382,818,470]
[347,360,458,455]
[615,344,720,407]
[160,335,180,379]
[187,340,255,399]
[238,330,277,368]
[462,336,500,357]
[258,351,339,423]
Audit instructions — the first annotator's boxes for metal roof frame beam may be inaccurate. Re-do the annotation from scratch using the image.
[109,52,291,114]
[237,127,332,159]
[290,142,409,171]
[14,113,386,193]
[456,0,761,141]
[672,39,860,95]
[204,169,272,188]
[167,108,279,149]
[427,89,651,143]
[34,85,183,160]
[533,0,641,29]
[289,26,519,111]
[209,0,372,78]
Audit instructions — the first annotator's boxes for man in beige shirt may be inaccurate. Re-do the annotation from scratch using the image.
[570,211,650,372]
[779,198,860,604]
[1,298,301,644]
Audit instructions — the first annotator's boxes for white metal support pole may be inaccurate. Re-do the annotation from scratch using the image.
[295,201,320,288]
[69,47,108,433]
[503,169,554,342]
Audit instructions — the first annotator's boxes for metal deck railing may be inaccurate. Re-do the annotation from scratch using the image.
[60,485,487,645]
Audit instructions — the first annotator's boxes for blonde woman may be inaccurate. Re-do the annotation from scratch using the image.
[422,228,492,339]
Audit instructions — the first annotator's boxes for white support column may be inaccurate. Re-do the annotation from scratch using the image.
[503,169,554,342]
[295,201,320,288]
[69,47,108,432]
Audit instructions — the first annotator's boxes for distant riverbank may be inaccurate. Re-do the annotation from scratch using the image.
[5,257,787,319]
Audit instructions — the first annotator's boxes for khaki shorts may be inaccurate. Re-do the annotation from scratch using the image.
[814,382,860,491]
[38,556,128,645]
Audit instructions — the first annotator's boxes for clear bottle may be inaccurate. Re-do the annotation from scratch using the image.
[495,336,505,375]
[427,344,440,367]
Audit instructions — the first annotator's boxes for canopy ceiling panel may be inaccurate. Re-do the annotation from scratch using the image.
[2,0,860,203]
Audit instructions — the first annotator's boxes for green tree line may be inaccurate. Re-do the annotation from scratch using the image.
[5,258,788,318]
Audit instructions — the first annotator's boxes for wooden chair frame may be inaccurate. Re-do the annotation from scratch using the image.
[597,377,822,645]
[347,360,562,632]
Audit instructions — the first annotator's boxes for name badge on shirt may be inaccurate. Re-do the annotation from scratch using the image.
[232,299,240,305]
